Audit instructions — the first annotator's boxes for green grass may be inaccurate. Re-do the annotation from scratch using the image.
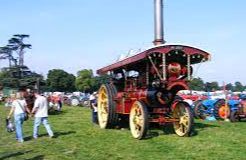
[0,104,246,160]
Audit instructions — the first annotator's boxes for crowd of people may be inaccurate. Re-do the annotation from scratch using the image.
[4,89,99,143]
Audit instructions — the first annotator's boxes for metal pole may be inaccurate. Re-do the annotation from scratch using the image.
[148,56,163,81]
[153,0,165,45]
[162,54,166,81]
[146,62,149,86]
[187,55,191,80]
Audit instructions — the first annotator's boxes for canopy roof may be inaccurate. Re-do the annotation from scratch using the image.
[97,44,211,75]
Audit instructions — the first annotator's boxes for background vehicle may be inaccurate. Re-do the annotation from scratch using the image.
[67,92,90,107]
[230,98,246,122]
[194,97,240,120]
[193,99,223,120]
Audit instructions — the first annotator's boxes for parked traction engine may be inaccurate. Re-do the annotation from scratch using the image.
[97,45,210,139]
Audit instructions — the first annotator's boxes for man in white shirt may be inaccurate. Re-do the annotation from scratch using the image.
[32,91,54,139]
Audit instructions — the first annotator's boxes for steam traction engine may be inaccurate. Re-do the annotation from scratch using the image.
[97,45,210,139]
[96,0,211,139]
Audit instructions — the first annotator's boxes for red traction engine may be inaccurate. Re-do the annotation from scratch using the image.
[97,45,210,139]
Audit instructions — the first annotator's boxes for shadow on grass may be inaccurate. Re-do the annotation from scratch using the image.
[53,131,76,138]
[144,131,160,140]
[144,122,220,139]
[24,136,33,141]
[0,150,32,160]
[190,122,219,136]
[144,124,172,140]
[24,131,76,141]
[25,155,44,160]
[48,110,67,115]
[194,122,219,129]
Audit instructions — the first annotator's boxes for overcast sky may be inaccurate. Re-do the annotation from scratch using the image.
[0,0,245,84]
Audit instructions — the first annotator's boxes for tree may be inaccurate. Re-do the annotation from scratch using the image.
[189,77,204,90]
[205,81,220,92]
[0,34,43,90]
[225,83,234,91]
[8,34,31,66]
[0,66,44,90]
[210,81,220,91]
[0,46,17,67]
[0,69,19,88]
[234,81,244,92]
[92,74,111,91]
[75,69,95,93]
[46,69,75,92]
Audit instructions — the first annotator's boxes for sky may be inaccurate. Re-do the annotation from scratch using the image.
[0,0,246,84]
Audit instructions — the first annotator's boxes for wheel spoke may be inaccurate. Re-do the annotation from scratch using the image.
[100,98,107,103]
[130,101,148,139]
[134,108,138,115]
[101,111,107,114]
[135,117,143,126]
[181,124,186,133]
[180,115,188,126]
[173,103,192,136]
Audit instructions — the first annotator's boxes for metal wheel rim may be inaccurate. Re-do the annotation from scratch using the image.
[173,103,190,136]
[130,102,145,139]
[71,99,79,106]
[218,105,230,119]
[199,105,210,118]
[98,85,109,128]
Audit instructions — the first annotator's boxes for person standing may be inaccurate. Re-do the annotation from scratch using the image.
[32,91,54,139]
[89,92,98,124]
[56,94,62,112]
[24,89,35,113]
[7,92,30,143]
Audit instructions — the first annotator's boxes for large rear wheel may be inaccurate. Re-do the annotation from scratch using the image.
[97,84,118,129]
[129,101,149,139]
[173,102,193,137]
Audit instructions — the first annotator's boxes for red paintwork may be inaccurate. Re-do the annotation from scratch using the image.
[97,45,210,74]
[114,81,189,115]
[115,88,148,114]
[229,95,239,100]
[98,44,211,124]
[180,94,208,101]
[149,117,179,124]
[167,81,189,90]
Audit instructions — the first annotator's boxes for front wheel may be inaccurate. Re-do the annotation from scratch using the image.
[193,100,209,120]
[129,101,149,139]
[230,110,240,122]
[214,99,230,120]
[173,102,193,137]
[70,96,80,106]
[81,100,90,107]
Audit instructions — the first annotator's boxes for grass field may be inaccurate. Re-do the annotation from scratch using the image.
[0,104,245,160]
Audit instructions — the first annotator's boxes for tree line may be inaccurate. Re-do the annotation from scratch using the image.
[1,68,245,93]
[0,68,109,93]
[189,77,245,92]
